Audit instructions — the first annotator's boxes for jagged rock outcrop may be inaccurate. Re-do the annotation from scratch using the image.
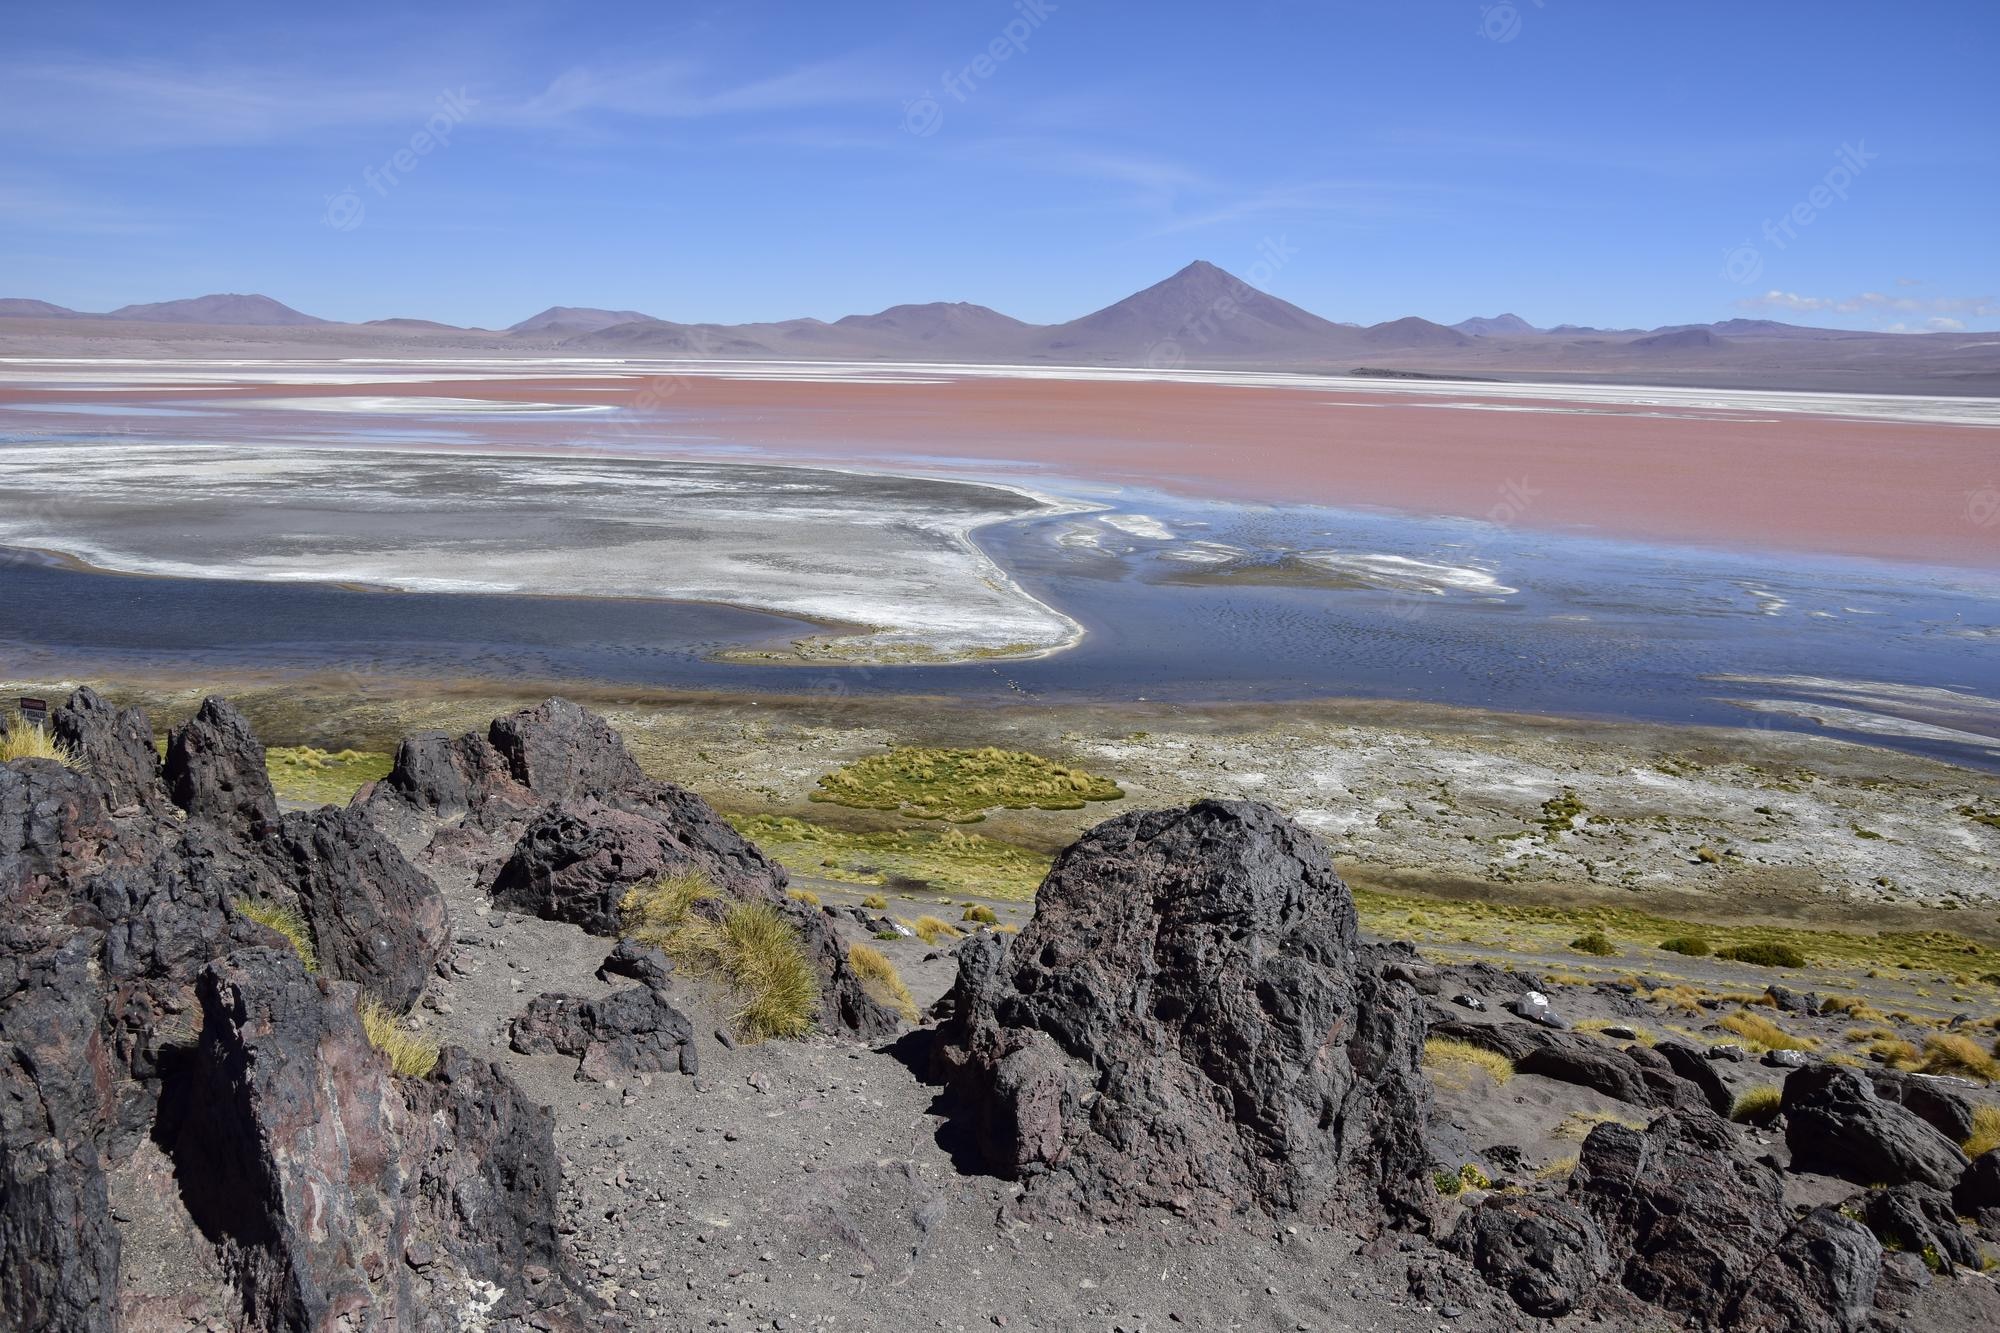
[931,799,1433,1227]
[1859,1184,1983,1272]
[164,949,587,1330]
[1427,1016,1709,1110]
[2,689,581,1332]
[1865,1069,1979,1144]
[1456,1109,1885,1330]
[360,697,898,1039]
[1782,1064,1969,1189]
[510,985,699,1080]
[164,696,281,840]
[50,686,164,814]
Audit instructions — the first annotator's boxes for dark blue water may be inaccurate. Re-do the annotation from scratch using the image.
[4,489,1998,771]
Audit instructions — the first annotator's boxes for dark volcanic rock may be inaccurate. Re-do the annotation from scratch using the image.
[1724,1204,1882,1333]
[51,686,163,813]
[168,949,587,1330]
[1865,1070,1978,1144]
[510,985,699,1080]
[598,937,674,987]
[1956,1148,2000,1215]
[164,696,280,839]
[1445,1195,1611,1317]
[1781,1064,1968,1189]
[1860,1184,1982,1272]
[1427,1016,1705,1110]
[932,800,1433,1227]
[490,787,787,935]
[274,806,451,1011]
[1655,1039,1733,1116]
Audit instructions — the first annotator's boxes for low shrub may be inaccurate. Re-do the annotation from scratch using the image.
[785,888,821,908]
[861,893,888,910]
[1717,942,1808,968]
[358,998,439,1078]
[1730,1086,1784,1126]
[1569,931,1617,957]
[1423,1038,1514,1091]
[845,943,919,1023]
[962,904,998,925]
[1433,1163,1493,1197]
[236,899,319,972]
[1658,935,1712,957]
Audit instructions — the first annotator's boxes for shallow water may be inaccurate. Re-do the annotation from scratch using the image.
[2,385,1997,770]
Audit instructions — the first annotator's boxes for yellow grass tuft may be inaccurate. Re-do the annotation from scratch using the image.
[1916,1033,1999,1083]
[358,998,439,1078]
[786,888,821,908]
[1,721,77,769]
[962,904,998,925]
[1537,1155,1580,1181]
[1718,1009,1817,1053]
[236,899,319,972]
[619,871,820,1041]
[909,915,963,946]
[1554,1109,1645,1140]
[1730,1086,1784,1125]
[1964,1105,2000,1158]
[1423,1038,1515,1091]
[861,893,888,910]
[846,943,919,1023]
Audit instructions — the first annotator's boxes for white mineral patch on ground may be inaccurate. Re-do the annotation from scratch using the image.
[1100,513,1174,540]
[0,443,1085,664]
[1156,541,1243,564]
[1297,551,1517,596]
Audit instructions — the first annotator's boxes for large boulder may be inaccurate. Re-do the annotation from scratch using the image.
[1865,1070,1979,1144]
[1860,1184,1983,1272]
[273,806,451,1011]
[489,787,788,934]
[51,686,164,814]
[932,800,1433,1227]
[510,986,699,1080]
[164,949,588,1330]
[1445,1195,1611,1317]
[1427,1016,1708,1111]
[1723,1204,1883,1333]
[164,696,280,840]
[1781,1064,1968,1190]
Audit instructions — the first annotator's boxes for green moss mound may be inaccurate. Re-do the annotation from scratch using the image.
[808,745,1122,822]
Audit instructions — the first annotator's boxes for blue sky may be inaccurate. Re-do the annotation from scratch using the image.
[5,0,1996,332]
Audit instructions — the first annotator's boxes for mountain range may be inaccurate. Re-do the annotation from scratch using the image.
[4,261,1994,394]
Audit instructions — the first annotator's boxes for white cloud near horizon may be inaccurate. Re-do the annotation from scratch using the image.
[1738,289,1999,319]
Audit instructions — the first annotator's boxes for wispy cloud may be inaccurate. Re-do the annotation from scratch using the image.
[0,183,174,235]
[1737,288,1999,318]
[1142,179,1454,237]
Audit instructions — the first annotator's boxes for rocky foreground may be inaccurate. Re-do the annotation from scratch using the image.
[3,691,1996,1331]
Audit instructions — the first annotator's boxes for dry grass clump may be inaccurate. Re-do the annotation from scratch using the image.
[1863,1036,1920,1068]
[1554,1109,1645,1140]
[1718,1009,1818,1053]
[1537,1155,1579,1181]
[962,904,998,925]
[619,871,820,1041]
[908,915,963,946]
[1569,931,1617,957]
[786,888,821,908]
[1916,1033,1999,1083]
[236,899,318,972]
[861,893,888,910]
[358,998,439,1078]
[846,943,919,1023]
[0,721,77,768]
[1964,1105,2000,1158]
[1730,1086,1784,1125]
[1575,1019,1654,1045]
[1423,1038,1515,1091]
[1818,994,1884,1021]
[264,746,392,806]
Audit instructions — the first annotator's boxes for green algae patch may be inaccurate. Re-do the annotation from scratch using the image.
[808,745,1122,823]
[266,746,393,807]
[733,814,1052,900]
